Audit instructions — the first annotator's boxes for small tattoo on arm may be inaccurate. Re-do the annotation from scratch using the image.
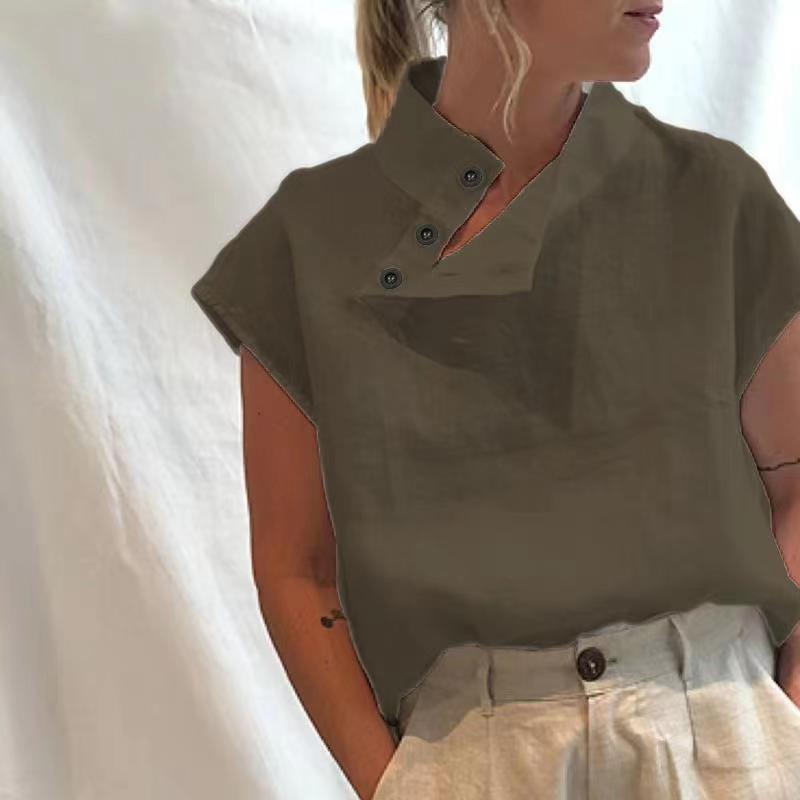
[756,456,800,472]
[321,608,347,628]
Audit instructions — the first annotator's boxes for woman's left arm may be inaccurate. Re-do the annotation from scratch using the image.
[740,313,800,703]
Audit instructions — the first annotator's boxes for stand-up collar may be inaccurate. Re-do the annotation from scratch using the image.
[356,54,642,299]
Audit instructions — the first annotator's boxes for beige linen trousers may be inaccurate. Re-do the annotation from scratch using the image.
[372,602,800,799]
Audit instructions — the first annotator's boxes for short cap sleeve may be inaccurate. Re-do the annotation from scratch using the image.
[190,190,315,422]
[733,153,800,397]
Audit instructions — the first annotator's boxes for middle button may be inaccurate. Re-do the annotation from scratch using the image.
[415,224,439,246]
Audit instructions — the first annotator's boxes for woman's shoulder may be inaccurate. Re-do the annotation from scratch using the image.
[631,100,763,196]
[279,142,380,207]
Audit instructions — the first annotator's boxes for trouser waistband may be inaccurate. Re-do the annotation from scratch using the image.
[395,602,769,736]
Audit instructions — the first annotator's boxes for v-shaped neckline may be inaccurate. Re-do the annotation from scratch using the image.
[435,84,594,261]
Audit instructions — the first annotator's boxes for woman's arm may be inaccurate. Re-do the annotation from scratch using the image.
[739,313,800,703]
[240,346,396,799]
[740,313,800,581]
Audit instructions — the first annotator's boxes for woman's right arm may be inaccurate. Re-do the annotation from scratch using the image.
[240,345,396,799]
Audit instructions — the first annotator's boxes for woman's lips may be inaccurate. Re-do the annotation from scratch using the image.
[624,11,660,34]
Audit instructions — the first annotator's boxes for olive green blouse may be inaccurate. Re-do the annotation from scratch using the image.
[191,55,800,730]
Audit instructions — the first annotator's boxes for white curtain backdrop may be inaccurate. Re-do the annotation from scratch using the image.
[1,1,798,798]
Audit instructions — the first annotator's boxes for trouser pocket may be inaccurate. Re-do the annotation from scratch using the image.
[372,674,433,798]
[683,611,800,772]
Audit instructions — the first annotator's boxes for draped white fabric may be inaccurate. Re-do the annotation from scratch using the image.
[1,2,798,798]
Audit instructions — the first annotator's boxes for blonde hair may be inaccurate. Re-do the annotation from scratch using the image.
[355,0,531,143]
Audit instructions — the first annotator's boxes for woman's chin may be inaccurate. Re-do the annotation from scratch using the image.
[614,51,652,82]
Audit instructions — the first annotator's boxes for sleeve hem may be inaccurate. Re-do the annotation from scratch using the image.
[737,296,800,399]
[191,281,316,425]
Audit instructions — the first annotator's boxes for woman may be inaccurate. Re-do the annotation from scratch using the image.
[191,0,800,797]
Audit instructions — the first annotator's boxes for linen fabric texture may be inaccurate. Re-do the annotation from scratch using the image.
[371,602,800,799]
[190,55,800,730]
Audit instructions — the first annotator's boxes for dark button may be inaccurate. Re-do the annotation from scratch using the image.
[378,267,403,289]
[576,646,606,681]
[415,224,439,246]
[459,166,484,188]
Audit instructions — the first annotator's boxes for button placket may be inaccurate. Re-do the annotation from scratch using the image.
[354,158,543,299]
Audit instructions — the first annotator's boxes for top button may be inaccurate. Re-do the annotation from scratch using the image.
[576,646,606,681]
[459,166,484,188]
